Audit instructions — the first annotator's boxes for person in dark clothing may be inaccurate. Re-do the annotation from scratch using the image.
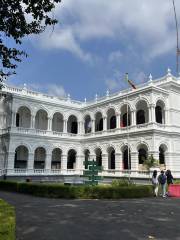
[166,169,173,186]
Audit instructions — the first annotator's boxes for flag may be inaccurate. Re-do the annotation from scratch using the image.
[125,73,136,89]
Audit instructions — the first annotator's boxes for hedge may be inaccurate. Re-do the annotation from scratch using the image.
[0,199,15,240]
[0,181,153,199]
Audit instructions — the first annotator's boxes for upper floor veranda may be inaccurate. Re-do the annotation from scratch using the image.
[1,68,180,139]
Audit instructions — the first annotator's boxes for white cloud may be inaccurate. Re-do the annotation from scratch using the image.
[34,0,180,62]
[47,84,66,97]
[108,51,122,63]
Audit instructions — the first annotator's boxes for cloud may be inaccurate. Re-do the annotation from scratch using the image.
[31,1,180,64]
[47,84,66,97]
[108,51,123,63]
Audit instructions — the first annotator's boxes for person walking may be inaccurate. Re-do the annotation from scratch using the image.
[166,169,173,186]
[152,170,159,197]
[158,170,167,197]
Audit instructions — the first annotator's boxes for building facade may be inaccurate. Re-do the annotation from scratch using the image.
[0,68,180,179]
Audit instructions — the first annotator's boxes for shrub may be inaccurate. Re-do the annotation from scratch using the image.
[0,199,15,240]
[111,178,134,187]
[0,181,153,199]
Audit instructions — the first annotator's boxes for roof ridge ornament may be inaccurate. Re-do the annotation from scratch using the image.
[167,67,172,77]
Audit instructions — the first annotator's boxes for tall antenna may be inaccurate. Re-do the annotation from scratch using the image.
[172,0,180,75]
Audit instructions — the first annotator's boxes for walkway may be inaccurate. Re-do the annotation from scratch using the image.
[0,191,180,240]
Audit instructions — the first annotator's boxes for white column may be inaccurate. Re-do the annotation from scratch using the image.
[115,152,122,170]
[11,111,16,127]
[28,152,34,170]
[63,120,67,133]
[116,113,120,129]
[7,151,15,170]
[48,117,52,131]
[91,120,95,133]
[165,108,169,125]
[102,153,108,170]
[31,115,35,128]
[61,154,67,170]
[131,110,136,126]
[82,121,85,134]
[76,154,84,170]
[151,105,156,123]
[45,153,52,170]
[131,152,138,170]
[103,117,107,131]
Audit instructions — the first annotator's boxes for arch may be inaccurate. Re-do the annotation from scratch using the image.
[84,115,92,134]
[67,115,78,134]
[137,144,148,164]
[121,145,131,170]
[95,148,102,166]
[120,104,131,127]
[136,100,149,125]
[34,147,46,169]
[67,149,76,169]
[16,106,31,128]
[52,112,63,132]
[84,149,90,169]
[95,112,103,132]
[51,148,62,169]
[159,144,167,165]
[155,100,165,124]
[14,145,28,169]
[35,109,48,130]
[107,146,115,169]
[107,108,116,130]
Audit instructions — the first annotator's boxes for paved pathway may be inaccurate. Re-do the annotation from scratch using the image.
[1,191,180,240]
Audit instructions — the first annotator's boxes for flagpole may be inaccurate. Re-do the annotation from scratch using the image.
[125,73,130,182]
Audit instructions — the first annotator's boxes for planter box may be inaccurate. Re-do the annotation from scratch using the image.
[168,184,180,197]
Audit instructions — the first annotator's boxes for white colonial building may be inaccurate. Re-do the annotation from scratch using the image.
[0,68,180,179]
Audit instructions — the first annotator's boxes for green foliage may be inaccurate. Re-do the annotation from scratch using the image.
[111,178,134,187]
[0,199,15,240]
[143,154,159,170]
[0,181,153,199]
[0,0,61,80]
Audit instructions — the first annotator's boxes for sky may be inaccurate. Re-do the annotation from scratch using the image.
[6,0,180,101]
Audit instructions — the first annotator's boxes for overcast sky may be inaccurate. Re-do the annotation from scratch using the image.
[8,0,180,101]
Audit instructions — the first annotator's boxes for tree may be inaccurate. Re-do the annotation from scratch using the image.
[0,0,61,83]
[143,154,159,171]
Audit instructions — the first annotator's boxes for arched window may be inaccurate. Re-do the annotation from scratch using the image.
[136,110,145,124]
[95,148,102,166]
[35,110,48,130]
[67,149,76,169]
[138,148,147,164]
[120,104,131,127]
[159,146,165,164]
[155,100,165,124]
[67,115,78,134]
[51,148,62,169]
[122,147,131,170]
[122,113,130,127]
[34,147,46,169]
[14,146,28,169]
[84,149,90,169]
[108,148,115,169]
[16,106,31,128]
[95,112,103,132]
[155,106,162,124]
[107,108,116,129]
[52,113,63,132]
[84,115,91,133]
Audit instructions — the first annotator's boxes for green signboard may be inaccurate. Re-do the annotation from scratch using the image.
[83,159,103,185]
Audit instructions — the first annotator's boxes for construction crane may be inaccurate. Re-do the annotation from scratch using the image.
[172,0,180,75]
